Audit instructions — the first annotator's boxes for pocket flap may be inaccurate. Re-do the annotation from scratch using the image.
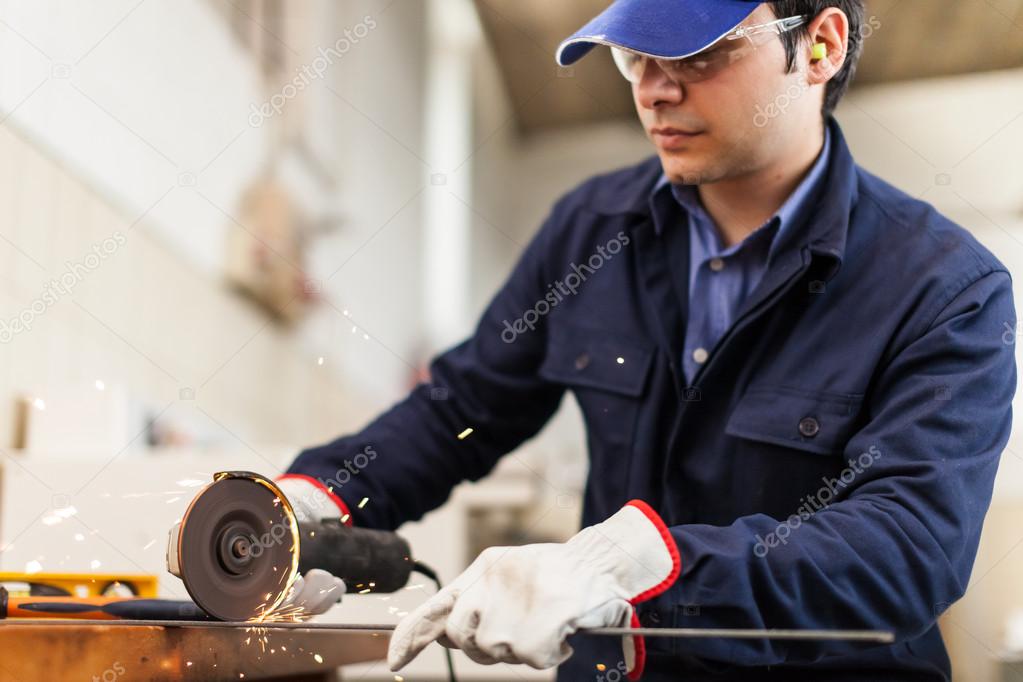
[725,385,863,455]
[539,324,655,397]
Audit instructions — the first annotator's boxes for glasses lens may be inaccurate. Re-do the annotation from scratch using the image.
[611,47,645,83]
[659,55,717,83]
[611,23,789,86]
[612,43,740,85]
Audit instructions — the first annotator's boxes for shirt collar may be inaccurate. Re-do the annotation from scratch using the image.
[650,125,832,248]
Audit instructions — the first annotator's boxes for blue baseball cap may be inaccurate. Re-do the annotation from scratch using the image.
[556,0,763,66]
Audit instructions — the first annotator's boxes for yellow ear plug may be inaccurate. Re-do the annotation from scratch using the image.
[812,42,828,61]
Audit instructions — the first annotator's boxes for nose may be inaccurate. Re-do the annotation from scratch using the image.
[634,59,685,109]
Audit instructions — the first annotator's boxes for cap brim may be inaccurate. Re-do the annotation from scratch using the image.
[556,0,761,66]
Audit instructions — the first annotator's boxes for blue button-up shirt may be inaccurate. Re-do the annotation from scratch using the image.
[651,127,832,384]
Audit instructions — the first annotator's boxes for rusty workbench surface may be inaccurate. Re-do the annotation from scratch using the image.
[0,621,390,681]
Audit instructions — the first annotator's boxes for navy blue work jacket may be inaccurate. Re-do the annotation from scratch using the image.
[290,116,1016,680]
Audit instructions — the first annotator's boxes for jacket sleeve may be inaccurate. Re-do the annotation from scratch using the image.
[286,205,568,530]
[662,270,1016,665]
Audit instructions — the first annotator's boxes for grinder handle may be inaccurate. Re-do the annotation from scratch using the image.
[297,519,413,593]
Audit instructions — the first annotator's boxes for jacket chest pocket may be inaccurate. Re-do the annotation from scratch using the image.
[539,323,654,447]
[725,384,864,456]
[722,385,866,513]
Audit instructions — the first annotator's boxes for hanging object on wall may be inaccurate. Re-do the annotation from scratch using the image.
[224,177,319,324]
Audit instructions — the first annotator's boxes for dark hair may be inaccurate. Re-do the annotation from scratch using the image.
[768,1,867,117]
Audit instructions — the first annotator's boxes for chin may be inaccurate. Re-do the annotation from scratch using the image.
[658,155,705,185]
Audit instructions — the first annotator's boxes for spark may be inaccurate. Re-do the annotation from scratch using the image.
[166,497,180,504]
[597,663,607,671]
[313,654,323,664]
[357,497,369,509]
[25,560,42,574]
[42,505,79,526]
[457,427,473,440]
[32,398,45,410]
[175,479,205,488]
[90,559,102,569]
[340,513,350,523]
[143,539,156,550]
[358,588,371,594]
[317,357,324,366]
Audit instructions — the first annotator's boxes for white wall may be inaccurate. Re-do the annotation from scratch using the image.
[0,0,436,437]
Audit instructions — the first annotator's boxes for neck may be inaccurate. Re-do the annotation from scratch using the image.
[698,124,826,248]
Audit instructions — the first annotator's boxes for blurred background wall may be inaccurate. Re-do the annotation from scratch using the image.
[0,0,1021,679]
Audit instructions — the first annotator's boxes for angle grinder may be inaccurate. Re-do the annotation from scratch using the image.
[167,471,414,621]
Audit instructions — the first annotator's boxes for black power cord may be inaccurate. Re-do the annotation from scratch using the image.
[411,560,457,682]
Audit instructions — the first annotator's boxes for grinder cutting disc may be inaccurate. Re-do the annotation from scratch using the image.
[170,472,299,621]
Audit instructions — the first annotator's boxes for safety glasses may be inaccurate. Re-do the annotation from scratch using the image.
[611,15,808,84]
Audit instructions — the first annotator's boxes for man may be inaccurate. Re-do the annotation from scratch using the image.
[277,0,1017,679]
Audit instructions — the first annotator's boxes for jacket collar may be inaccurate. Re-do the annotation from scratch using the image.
[589,115,857,280]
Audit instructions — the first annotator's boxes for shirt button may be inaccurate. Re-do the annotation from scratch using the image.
[709,258,725,272]
[798,417,820,438]
[575,353,590,370]
[692,348,709,364]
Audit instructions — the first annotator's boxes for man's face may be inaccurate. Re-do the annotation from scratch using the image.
[632,4,817,185]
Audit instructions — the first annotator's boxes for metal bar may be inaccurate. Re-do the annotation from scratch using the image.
[606,627,894,643]
[0,619,894,643]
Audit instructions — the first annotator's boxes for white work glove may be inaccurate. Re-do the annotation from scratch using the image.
[279,568,346,617]
[388,500,680,677]
[276,474,352,525]
[275,475,352,617]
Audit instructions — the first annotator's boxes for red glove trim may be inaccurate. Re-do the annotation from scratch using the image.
[277,474,354,526]
[622,499,681,681]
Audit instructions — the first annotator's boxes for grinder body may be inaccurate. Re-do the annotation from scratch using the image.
[297,518,412,593]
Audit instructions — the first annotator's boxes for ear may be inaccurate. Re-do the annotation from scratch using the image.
[805,7,849,86]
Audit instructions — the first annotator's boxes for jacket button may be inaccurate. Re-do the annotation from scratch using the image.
[574,353,590,370]
[798,417,820,438]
